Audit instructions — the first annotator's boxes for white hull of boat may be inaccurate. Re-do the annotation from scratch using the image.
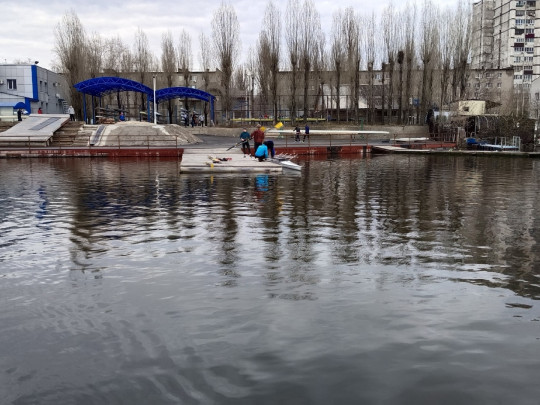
[272,159,301,171]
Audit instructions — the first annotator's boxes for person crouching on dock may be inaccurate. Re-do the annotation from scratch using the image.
[254,143,269,162]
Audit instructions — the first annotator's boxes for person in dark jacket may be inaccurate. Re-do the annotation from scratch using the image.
[264,140,275,158]
[251,124,265,152]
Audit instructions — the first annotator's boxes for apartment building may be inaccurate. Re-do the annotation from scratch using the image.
[472,0,539,88]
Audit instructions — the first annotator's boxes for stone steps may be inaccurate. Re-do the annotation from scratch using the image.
[49,122,85,146]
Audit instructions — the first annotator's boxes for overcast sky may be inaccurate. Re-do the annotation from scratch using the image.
[1,0,461,71]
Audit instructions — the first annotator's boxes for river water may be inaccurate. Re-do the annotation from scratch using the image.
[1,155,540,404]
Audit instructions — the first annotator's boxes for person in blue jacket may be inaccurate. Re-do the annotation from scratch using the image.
[303,124,310,142]
[254,143,268,162]
[239,128,251,156]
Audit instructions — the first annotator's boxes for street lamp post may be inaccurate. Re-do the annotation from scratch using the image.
[153,75,157,124]
[245,70,250,120]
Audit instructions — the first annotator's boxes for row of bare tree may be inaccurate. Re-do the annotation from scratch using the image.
[54,0,472,125]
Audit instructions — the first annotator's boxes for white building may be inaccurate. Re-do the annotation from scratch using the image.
[0,63,70,121]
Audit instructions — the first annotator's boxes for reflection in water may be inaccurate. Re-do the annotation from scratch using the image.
[1,155,540,404]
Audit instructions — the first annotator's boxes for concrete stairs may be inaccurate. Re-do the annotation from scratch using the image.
[0,121,16,133]
[49,121,85,147]
[72,125,98,146]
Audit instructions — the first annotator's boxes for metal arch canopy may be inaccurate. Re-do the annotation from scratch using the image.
[155,87,215,103]
[74,76,154,98]
[73,78,216,123]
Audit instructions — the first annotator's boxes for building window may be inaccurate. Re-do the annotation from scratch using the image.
[498,72,503,78]
[515,46,524,52]
[524,74,533,81]
[516,19,525,25]
[524,65,533,70]
[515,56,522,63]
[526,37,534,42]
[527,19,535,25]
[475,82,481,88]
[7,79,16,90]
[517,10,526,16]
[515,74,523,79]
[517,0,525,6]
[497,83,502,88]
[525,47,534,53]
[486,83,493,88]
[526,28,535,34]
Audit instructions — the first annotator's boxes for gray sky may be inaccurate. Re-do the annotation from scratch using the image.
[1,0,461,71]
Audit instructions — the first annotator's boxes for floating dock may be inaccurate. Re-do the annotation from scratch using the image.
[180,149,283,173]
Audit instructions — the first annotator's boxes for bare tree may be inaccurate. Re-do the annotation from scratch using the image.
[342,7,361,123]
[199,32,212,91]
[383,4,399,124]
[53,10,87,119]
[133,27,152,112]
[120,41,133,73]
[104,36,122,75]
[86,32,104,79]
[178,29,193,117]
[285,0,301,124]
[397,49,405,124]
[363,12,377,125]
[246,47,257,119]
[161,31,177,123]
[211,1,240,123]
[299,0,322,122]
[233,65,247,91]
[263,1,281,122]
[312,30,326,118]
[161,31,177,88]
[438,7,454,117]
[331,9,346,122]
[452,0,472,101]
[199,32,212,125]
[119,39,133,112]
[103,36,126,109]
[419,0,439,124]
[403,3,417,124]
[256,32,271,115]
[178,29,192,88]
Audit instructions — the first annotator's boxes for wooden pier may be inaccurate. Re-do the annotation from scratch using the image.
[180,149,283,173]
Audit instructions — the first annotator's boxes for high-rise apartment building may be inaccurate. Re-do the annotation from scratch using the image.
[471,0,495,69]
[471,0,538,88]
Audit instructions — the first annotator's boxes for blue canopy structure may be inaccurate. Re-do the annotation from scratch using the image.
[74,76,215,124]
[74,77,154,98]
[156,87,215,122]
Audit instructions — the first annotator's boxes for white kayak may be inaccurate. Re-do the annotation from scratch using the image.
[272,157,302,171]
